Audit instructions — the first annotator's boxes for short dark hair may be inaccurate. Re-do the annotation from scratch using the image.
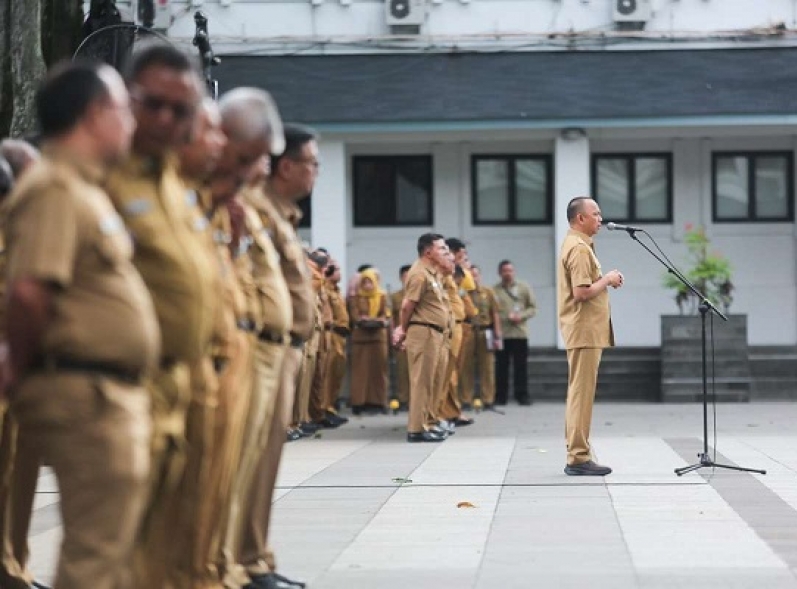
[36,60,110,139]
[357,263,373,273]
[399,264,412,276]
[0,157,13,199]
[445,237,466,253]
[417,233,444,256]
[498,259,512,272]
[125,42,195,84]
[271,123,318,173]
[567,196,591,222]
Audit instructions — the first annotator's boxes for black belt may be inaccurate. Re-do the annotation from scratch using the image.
[408,321,445,334]
[332,326,350,337]
[476,323,494,330]
[289,333,306,349]
[32,356,143,385]
[237,319,257,333]
[258,329,287,345]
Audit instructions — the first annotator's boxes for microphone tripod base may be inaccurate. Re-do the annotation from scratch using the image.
[674,452,766,477]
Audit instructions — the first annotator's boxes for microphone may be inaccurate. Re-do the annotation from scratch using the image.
[606,222,642,233]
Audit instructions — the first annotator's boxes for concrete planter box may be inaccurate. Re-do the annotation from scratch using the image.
[660,314,750,402]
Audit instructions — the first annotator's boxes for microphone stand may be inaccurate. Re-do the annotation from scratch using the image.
[193,11,220,100]
[615,226,765,477]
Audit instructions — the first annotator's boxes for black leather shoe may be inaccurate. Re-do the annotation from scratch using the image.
[407,431,446,442]
[286,429,302,442]
[327,411,348,425]
[564,460,612,476]
[351,405,364,416]
[517,397,532,406]
[299,422,320,436]
[271,572,306,588]
[247,572,306,589]
[315,417,342,429]
[454,416,474,427]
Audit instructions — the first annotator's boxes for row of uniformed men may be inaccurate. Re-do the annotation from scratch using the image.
[0,46,318,589]
[391,237,503,441]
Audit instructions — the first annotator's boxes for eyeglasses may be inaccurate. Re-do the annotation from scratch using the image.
[289,157,321,170]
[130,88,195,121]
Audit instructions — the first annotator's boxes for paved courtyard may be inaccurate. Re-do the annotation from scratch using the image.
[27,401,797,588]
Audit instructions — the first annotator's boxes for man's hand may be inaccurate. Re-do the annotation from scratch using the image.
[226,197,247,252]
[509,312,522,325]
[606,269,624,289]
[392,325,406,349]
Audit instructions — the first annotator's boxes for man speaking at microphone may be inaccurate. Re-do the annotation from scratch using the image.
[558,197,624,476]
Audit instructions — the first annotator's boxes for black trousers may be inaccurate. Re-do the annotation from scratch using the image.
[495,338,529,404]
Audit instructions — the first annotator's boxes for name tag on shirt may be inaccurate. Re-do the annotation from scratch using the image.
[122,198,152,217]
[99,214,124,235]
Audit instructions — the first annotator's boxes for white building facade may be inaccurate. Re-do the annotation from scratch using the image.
[119,0,797,348]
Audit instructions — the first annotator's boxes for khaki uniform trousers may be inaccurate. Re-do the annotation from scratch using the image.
[457,324,475,405]
[174,331,253,589]
[0,407,40,589]
[405,325,445,433]
[222,338,285,587]
[164,356,219,589]
[308,331,329,423]
[474,329,496,405]
[436,324,462,422]
[239,345,303,579]
[565,348,603,466]
[292,329,320,427]
[393,348,410,405]
[13,373,151,589]
[134,361,192,589]
[323,332,347,412]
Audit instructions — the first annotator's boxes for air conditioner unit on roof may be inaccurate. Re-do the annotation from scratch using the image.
[386,0,426,26]
[613,0,652,23]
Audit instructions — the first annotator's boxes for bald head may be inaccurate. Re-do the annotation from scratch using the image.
[0,139,39,178]
[218,87,285,155]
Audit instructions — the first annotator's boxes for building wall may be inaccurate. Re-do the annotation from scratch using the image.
[318,128,797,348]
[124,0,797,48]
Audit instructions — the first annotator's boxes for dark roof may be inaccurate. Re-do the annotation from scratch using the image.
[214,47,797,126]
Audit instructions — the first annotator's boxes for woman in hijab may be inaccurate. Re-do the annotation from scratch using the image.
[348,268,389,414]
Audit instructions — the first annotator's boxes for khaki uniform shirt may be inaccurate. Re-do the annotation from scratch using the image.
[390,289,404,326]
[195,184,247,360]
[404,259,449,330]
[493,279,537,340]
[326,282,349,333]
[472,286,499,328]
[256,189,314,341]
[443,277,467,323]
[106,153,217,363]
[5,149,160,373]
[558,229,615,350]
[242,190,292,335]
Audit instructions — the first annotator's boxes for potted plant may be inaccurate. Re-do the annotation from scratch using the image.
[660,224,750,402]
[662,224,734,314]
